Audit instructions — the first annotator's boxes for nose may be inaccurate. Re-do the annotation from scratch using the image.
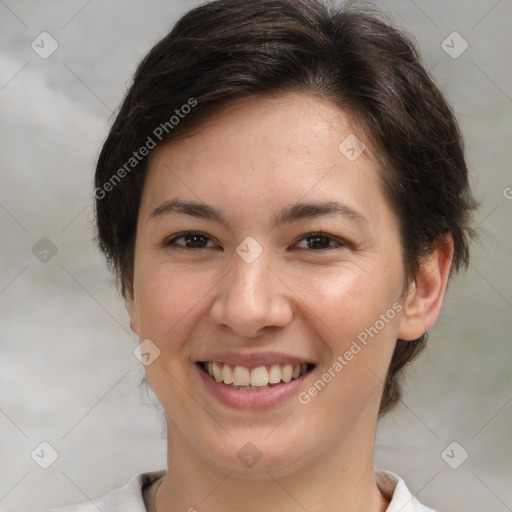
[209,249,293,338]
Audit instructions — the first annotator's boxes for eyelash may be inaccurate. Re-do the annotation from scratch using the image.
[163,231,346,252]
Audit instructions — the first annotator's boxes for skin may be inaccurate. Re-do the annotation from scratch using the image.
[125,92,453,512]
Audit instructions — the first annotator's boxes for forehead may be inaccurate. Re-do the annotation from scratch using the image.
[140,92,391,230]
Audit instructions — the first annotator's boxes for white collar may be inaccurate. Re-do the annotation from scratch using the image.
[375,468,437,511]
[47,469,436,512]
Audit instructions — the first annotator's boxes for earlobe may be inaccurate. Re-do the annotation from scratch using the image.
[397,234,454,341]
[124,279,139,335]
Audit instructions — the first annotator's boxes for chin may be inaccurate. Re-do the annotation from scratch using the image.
[197,433,312,478]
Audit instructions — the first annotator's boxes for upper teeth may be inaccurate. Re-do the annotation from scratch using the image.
[205,362,308,387]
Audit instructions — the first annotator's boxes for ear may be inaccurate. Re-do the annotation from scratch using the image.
[397,234,454,341]
[124,278,139,335]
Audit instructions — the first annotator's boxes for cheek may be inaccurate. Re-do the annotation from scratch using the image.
[133,258,223,348]
[298,268,401,411]
[294,261,400,345]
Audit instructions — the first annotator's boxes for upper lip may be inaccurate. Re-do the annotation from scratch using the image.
[196,351,314,369]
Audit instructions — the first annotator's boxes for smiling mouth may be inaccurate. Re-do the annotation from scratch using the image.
[197,361,315,391]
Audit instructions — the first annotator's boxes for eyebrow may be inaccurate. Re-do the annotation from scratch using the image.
[149,198,369,227]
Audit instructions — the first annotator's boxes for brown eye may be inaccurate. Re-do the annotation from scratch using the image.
[165,232,216,249]
[295,233,344,250]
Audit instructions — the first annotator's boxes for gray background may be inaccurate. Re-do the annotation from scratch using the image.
[0,0,511,510]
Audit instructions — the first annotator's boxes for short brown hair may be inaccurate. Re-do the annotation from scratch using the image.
[94,0,477,415]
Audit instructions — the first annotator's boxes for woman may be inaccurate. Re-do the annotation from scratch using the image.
[49,0,477,510]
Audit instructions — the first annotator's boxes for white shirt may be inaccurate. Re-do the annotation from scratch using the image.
[39,469,436,512]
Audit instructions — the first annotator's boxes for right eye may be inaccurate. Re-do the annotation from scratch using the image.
[164,231,218,250]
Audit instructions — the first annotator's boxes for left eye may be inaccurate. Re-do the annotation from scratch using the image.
[294,232,344,250]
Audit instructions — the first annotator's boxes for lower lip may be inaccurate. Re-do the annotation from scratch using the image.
[196,364,312,410]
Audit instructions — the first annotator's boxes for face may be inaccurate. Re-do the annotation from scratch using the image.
[126,93,416,476]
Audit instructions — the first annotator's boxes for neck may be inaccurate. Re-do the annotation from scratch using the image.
[156,417,389,512]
